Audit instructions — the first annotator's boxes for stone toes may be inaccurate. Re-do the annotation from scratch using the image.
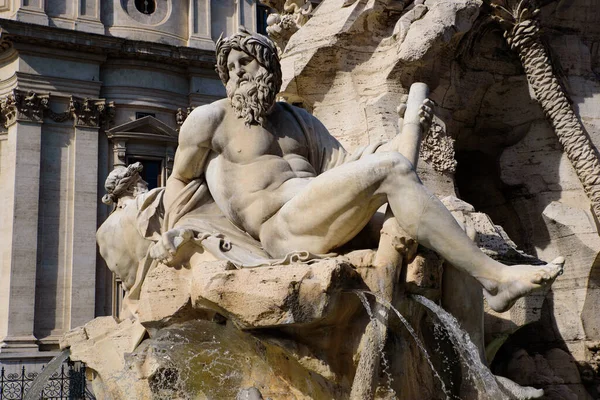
[532,272,544,284]
[551,256,565,275]
[542,272,550,281]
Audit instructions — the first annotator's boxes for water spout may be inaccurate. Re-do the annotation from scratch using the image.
[412,295,507,399]
[354,290,396,397]
[24,348,71,400]
[355,290,452,399]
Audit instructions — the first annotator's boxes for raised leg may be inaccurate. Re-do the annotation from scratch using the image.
[261,151,563,312]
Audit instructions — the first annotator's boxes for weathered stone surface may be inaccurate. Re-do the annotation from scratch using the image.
[191,259,364,329]
[60,317,149,399]
[137,262,212,332]
[276,1,600,395]
[498,348,593,400]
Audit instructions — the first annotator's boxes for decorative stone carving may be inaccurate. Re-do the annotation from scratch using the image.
[0,92,116,128]
[491,0,600,222]
[0,89,49,127]
[175,106,194,129]
[70,97,115,128]
[419,121,457,174]
[261,1,314,51]
[46,107,72,123]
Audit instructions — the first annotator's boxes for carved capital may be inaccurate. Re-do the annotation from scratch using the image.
[0,89,49,127]
[176,106,195,130]
[71,97,116,128]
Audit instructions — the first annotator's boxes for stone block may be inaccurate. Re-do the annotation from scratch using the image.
[190,259,364,329]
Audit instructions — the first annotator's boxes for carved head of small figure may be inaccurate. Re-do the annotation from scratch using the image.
[102,162,149,208]
[215,27,282,127]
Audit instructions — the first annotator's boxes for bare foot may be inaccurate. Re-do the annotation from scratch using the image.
[483,257,564,313]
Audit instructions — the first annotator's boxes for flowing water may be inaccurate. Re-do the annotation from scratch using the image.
[24,348,71,400]
[412,295,506,399]
[354,290,451,399]
[354,291,396,398]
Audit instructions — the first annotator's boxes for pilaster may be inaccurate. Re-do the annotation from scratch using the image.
[0,90,46,353]
[74,0,104,34]
[68,98,111,329]
[13,0,49,25]
[189,0,215,50]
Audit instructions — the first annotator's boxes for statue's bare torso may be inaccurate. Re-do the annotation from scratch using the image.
[172,99,319,239]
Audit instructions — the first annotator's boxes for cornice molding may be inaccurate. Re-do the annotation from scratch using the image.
[0,19,216,69]
[106,115,178,143]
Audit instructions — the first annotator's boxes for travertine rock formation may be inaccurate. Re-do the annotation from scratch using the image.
[277,0,600,396]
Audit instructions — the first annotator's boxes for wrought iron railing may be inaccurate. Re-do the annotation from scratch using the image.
[0,361,94,400]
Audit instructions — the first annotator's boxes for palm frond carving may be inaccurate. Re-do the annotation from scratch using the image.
[488,0,600,222]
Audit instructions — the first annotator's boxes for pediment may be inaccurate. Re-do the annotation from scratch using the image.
[106,116,178,143]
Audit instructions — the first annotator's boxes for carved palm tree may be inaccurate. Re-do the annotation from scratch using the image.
[489,0,600,222]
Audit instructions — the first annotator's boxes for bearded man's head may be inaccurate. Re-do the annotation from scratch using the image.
[215,27,282,127]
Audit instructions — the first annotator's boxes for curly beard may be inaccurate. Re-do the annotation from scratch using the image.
[227,67,278,127]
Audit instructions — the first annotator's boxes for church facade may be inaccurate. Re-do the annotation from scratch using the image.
[0,0,267,370]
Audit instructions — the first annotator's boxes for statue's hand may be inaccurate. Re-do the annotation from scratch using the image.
[418,98,435,133]
[149,228,193,266]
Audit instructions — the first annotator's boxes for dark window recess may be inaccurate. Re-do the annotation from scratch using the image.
[129,158,162,189]
[136,111,156,119]
[134,0,156,14]
[257,5,271,35]
[292,102,304,109]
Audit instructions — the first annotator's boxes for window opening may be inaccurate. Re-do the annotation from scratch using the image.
[134,0,156,15]
[257,5,271,35]
[136,111,156,119]
[128,157,163,190]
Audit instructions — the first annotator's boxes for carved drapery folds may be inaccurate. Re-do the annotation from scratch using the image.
[0,90,50,127]
[491,0,600,222]
[0,90,115,128]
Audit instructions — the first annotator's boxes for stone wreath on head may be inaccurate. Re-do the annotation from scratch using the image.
[102,162,144,206]
[215,26,282,94]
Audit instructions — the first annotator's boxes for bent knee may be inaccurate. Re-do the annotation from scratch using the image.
[375,152,415,177]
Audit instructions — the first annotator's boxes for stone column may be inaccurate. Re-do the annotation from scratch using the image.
[0,91,48,353]
[112,139,127,168]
